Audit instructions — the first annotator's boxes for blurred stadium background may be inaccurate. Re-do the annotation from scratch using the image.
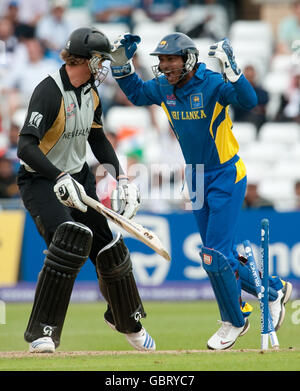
[0,0,300,303]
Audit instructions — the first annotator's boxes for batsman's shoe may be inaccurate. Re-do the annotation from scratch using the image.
[269,281,293,331]
[29,337,55,353]
[126,327,156,351]
[207,319,249,350]
[105,318,156,351]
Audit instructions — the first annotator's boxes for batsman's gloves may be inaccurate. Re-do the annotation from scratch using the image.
[54,173,87,213]
[111,177,140,219]
[110,33,141,79]
[208,38,241,83]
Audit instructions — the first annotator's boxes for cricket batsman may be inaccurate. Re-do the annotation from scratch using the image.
[17,28,155,353]
[109,32,292,350]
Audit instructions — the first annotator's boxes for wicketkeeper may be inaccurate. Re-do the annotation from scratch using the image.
[109,31,292,350]
[17,27,155,353]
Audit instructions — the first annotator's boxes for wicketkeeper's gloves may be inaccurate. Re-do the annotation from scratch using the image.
[110,33,141,79]
[208,38,242,83]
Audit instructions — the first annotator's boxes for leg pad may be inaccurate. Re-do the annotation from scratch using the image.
[96,233,146,334]
[200,246,245,327]
[24,222,93,347]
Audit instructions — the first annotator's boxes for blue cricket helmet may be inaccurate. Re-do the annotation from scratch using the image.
[150,33,199,83]
[150,32,199,58]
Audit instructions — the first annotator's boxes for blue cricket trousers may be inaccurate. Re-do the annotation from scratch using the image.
[187,156,246,272]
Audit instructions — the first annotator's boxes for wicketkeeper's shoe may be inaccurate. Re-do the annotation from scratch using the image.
[269,281,293,331]
[105,318,156,351]
[29,337,55,353]
[207,319,250,350]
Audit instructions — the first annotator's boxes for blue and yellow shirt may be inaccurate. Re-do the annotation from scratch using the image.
[117,63,257,170]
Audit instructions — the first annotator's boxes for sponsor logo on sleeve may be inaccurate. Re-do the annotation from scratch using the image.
[28,112,43,129]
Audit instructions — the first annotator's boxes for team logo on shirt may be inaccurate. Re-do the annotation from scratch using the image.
[28,111,43,129]
[190,93,203,109]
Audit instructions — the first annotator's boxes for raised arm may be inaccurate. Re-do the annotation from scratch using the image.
[110,33,161,106]
[208,38,258,109]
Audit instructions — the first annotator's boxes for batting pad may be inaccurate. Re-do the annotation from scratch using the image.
[96,233,146,334]
[24,222,93,347]
[200,246,245,327]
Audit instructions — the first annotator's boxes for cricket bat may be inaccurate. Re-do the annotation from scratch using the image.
[81,194,171,261]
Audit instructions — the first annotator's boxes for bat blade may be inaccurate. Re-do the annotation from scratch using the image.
[82,194,171,261]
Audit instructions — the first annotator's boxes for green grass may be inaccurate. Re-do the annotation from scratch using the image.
[0,301,300,371]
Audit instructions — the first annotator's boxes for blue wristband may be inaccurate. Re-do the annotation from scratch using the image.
[111,63,133,78]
